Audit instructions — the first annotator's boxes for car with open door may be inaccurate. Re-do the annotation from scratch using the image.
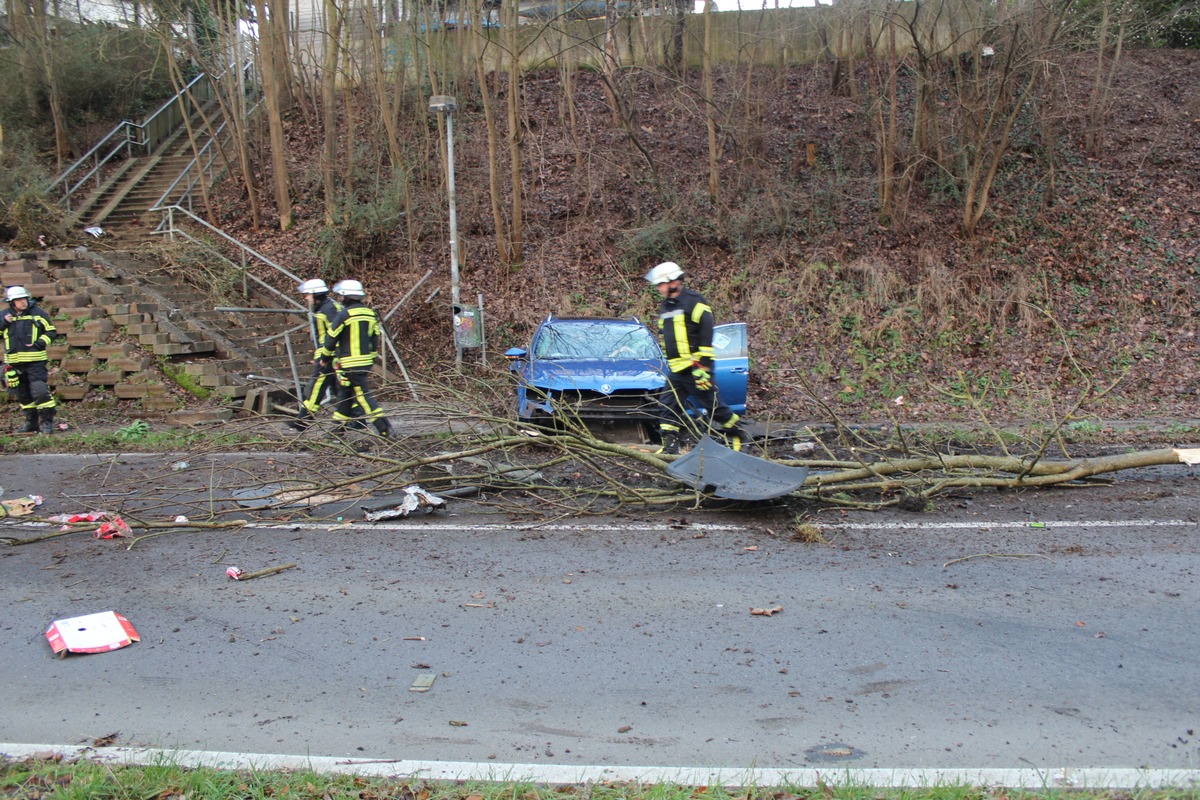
[504,315,749,426]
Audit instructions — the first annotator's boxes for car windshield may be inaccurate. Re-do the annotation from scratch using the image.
[534,321,660,360]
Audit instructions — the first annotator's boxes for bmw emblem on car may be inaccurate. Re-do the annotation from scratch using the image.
[600,383,613,394]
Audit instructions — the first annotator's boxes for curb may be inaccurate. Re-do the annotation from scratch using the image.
[2,744,1199,789]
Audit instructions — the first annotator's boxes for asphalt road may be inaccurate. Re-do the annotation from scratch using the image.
[2,451,1198,772]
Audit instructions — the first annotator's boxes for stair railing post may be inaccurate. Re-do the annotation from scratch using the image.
[283,329,303,407]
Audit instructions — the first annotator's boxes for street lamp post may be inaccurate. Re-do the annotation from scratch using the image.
[428,95,462,369]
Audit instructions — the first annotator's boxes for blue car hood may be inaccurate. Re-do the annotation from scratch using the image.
[526,358,666,392]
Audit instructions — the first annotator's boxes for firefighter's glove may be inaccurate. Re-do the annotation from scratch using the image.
[333,359,350,387]
[691,367,713,392]
[3,365,18,389]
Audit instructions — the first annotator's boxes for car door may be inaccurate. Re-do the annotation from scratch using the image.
[711,322,749,412]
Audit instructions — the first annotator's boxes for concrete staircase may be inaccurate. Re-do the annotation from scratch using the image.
[1,248,306,422]
[68,107,224,242]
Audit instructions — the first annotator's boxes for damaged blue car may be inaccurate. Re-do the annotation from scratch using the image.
[504,315,748,425]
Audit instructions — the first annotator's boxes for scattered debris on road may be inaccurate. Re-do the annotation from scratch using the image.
[409,673,436,692]
[750,605,784,616]
[226,563,298,581]
[362,485,446,521]
[1,495,43,517]
[45,611,140,657]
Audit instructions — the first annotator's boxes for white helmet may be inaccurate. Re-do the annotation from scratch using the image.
[337,279,366,298]
[644,261,683,284]
[298,278,329,294]
[5,285,31,302]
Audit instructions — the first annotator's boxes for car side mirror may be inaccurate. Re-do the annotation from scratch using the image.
[504,347,527,371]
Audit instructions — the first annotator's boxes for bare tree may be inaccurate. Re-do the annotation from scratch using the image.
[471,7,514,265]
[505,0,525,264]
[1084,0,1131,155]
[957,3,1070,237]
[255,0,294,229]
[666,0,688,76]
[702,0,719,203]
[321,0,343,225]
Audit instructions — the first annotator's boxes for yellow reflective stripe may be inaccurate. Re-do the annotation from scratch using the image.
[5,352,47,364]
[350,314,363,356]
[691,303,711,324]
[315,313,331,340]
[329,307,379,367]
[670,311,693,363]
[696,346,715,360]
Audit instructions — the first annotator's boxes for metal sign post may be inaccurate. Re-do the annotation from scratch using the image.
[428,95,462,371]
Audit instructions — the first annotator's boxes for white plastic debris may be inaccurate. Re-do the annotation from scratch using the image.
[46,611,139,656]
[363,485,447,521]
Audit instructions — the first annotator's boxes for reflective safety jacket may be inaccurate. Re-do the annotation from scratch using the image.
[0,301,56,364]
[655,287,715,373]
[322,299,381,369]
[310,293,343,357]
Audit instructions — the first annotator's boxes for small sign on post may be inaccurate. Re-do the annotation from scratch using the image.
[453,305,482,349]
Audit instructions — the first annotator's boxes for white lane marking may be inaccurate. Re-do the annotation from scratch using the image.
[250,522,751,532]
[0,744,1196,789]
[246,519,1196,533]
[818,518,1197,530]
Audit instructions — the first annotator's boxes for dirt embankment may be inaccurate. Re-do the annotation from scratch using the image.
[84,48,1200,429]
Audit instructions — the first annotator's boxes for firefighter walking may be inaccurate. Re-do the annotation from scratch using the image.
[288,278,342,431]
[644,262,744,454]
[321,280,394,437]
[1,285,59,434]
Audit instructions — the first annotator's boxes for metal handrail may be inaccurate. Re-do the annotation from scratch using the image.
[151,94,263,213]
[50,63,253,212]
[139,71,213,155]
[150,118,229,213]
[151,204,306,312]
[48,121,142,211]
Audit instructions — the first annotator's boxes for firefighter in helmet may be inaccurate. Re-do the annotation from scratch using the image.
[644,262,744,454]
[288,278,343,431]
[322,280,394,437]
[1,285,59,434]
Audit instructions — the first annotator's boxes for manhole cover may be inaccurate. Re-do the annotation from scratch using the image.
[804,742,864,763]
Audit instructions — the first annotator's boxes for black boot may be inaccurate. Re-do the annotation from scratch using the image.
[373,417,394,438]
[722,424,746,452]
[286,409,313,431]
[38,406,56,435]
[655,430,681,456]
[17,409,39,434]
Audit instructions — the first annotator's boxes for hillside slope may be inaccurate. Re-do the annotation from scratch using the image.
[208,47,1199,426]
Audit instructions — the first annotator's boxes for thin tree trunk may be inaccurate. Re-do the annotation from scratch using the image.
[506,0,524,264]
[667,0,686,75]
[473,13,512,265]
[321,0,343,225]
[600,0,622,126]
[256,0,294,230]
[35,10,72,166]
[702,0,718,204]
[163,36,217,223]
